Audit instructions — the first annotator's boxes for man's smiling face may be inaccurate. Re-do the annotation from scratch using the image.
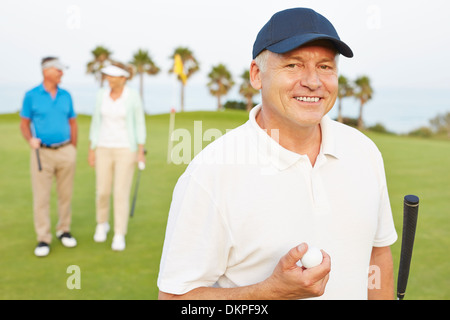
[251,40,339,130]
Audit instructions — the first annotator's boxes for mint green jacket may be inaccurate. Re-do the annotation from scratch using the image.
[89,87,146,152]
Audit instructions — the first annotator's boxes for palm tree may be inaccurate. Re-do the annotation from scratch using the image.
[169,47,200,112]
[354,76,374,130]
[239,70,259,112]
[337,75,354,123]
[207,64,235,111]
[130,49,160,107]
[86,46,113,87]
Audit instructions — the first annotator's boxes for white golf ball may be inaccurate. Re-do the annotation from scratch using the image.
[138,161,145,170]
[300,246,323,268]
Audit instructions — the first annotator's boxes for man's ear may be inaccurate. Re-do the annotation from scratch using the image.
[249,60,262,90]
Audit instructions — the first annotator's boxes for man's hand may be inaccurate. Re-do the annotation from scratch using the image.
[29,137,41,150]
[20,118,40,149]
[263,243,331,299]
[159,243,331,300]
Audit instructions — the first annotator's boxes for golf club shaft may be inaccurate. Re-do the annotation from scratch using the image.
[36,148,42,171]
[397,195,419,300]
[130,169,142,217]
[130,150,147,217]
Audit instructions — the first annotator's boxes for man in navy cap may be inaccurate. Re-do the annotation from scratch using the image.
[158,8,397,299]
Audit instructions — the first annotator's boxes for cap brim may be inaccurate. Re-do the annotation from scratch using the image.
[267,33,353,58]
[101,65,130,78]
[54,63,69,70]
[42,60,69,71]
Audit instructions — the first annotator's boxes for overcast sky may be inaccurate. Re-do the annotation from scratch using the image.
[1,0,449,90]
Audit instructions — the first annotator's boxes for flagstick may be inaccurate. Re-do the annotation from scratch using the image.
[167,54,186,164]
[167,107,176,164]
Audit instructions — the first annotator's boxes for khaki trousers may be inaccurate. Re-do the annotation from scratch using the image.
[30,144,77,244]
[95,147,136,236]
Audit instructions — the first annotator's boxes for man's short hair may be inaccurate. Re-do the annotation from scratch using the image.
[41,57,58,66]
[254,45,340,73]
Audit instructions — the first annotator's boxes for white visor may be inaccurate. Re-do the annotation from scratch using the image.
[42,59,68,71]
[101,65,130,78]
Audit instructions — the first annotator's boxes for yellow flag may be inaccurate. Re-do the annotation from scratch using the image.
[173,54,187,85]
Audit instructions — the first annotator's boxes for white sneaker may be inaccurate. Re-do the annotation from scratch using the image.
[111,234,126,251]
[34,242,50,257]
[56,231,77,248]
[94,222,110,242]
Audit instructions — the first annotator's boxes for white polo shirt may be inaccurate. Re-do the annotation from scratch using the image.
[158,105,397,299]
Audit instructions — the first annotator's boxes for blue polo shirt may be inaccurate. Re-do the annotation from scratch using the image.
[20,83,76,145]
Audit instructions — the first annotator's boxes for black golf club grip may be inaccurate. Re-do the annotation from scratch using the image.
[397,195,419,300]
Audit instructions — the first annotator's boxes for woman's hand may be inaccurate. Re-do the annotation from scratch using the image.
[88,149,95,167]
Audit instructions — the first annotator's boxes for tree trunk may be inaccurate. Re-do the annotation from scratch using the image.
[358,101,365,130]
[180,82,185,112]
[139,73,145,110]
[217,94,222,111]
[246,96,253,112]
[100,73,105,88]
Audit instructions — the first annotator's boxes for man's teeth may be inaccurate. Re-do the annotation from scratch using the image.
[295,97,320,102]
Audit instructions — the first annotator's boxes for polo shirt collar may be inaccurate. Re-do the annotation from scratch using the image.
[320,115,340,160]
[38,83,60,96]
[248,105,339,171]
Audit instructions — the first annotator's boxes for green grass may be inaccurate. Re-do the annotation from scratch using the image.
[367,132,450,300]
[0,111,449,299]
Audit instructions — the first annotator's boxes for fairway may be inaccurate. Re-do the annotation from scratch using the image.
[0,111,448,300]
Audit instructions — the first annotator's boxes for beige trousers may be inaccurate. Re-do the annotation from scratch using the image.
[95,147,136,236]
[30,144,77,244]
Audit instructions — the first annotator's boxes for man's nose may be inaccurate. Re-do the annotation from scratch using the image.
[299,67,322,91]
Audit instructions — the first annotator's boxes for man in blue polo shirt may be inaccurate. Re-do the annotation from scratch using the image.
[20,57,78,257]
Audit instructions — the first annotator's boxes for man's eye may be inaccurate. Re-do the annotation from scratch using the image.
[320,64,336,71]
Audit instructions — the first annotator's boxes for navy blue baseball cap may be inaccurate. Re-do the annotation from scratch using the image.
[252,8,353,59]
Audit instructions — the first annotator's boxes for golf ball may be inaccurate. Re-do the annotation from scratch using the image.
[300,246,323,268]
[138,161,145,170]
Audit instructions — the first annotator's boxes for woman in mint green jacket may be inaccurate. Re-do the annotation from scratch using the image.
[88,63,146,251]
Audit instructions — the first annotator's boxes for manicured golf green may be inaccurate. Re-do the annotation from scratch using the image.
[0,111,448,299]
